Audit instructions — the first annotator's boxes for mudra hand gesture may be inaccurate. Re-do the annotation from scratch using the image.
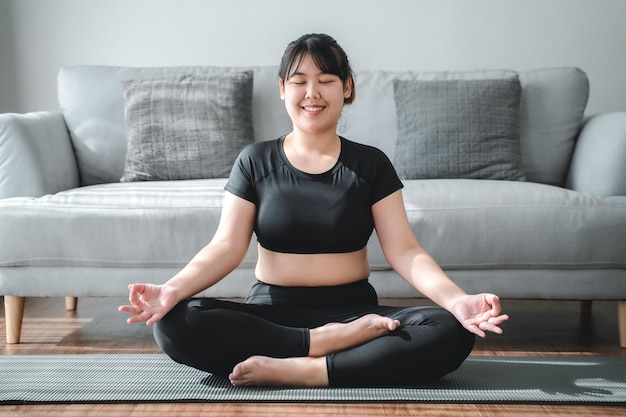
[450,293,509,338]
[118,284,177,326]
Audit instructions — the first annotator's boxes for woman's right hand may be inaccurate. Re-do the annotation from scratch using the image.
[118,283,179,326]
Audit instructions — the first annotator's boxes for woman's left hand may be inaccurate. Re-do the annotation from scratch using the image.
[450,293,509,338]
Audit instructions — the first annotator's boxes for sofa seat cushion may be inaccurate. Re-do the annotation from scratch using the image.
[367,180,626,271]
[0,179,257,268]
[1,180,624,274]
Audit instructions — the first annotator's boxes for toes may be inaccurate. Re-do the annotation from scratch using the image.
[376,316,400,331]
[389,319,401,330]
[229,362,247,385]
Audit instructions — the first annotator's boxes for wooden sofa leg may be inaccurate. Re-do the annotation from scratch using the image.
[65,296,78,311]
[619,301,626,349]
[4,296,26,344]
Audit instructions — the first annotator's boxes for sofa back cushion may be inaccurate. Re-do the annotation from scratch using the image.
[342,67,588,187]
[58,66,588,187]
[518,68,589,185]
[58,66,290,185]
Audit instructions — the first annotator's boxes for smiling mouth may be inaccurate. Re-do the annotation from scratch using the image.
[303,106,325,112]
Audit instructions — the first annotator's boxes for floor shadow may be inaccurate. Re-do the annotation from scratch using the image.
[432,356,626,399]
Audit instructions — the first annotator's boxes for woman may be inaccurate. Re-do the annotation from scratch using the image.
[119,33,508,387]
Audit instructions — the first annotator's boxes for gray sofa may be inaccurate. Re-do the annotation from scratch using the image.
[1,65,625,347]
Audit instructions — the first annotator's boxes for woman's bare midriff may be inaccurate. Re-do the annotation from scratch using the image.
[255,245,370,287]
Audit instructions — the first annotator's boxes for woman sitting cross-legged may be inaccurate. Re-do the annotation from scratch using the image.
[119,33,509,387]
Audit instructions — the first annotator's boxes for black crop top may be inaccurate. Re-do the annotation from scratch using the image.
[224,136,404,254]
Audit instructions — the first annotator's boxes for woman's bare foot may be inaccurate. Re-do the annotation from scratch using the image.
[308,313,400,357]
[228,314,399,387]
[229,356,328,387]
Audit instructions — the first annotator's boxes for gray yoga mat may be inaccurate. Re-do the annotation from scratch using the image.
[1,354,625,404]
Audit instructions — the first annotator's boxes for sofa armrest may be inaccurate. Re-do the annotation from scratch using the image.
[0,111,79,198]
[566,112,626,197]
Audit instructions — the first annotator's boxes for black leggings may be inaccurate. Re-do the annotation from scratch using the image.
[153,280,475,387]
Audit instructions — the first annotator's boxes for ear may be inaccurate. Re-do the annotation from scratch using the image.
[343,76,353,99]
[279,78,285,100]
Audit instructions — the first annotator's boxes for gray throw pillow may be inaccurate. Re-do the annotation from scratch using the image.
[393,78,525,181]
[121,72,254,182]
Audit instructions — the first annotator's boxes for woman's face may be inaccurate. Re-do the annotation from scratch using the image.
[279,54,352,137]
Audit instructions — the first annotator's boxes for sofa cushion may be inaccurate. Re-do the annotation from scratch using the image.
[121,72,254,182]
[339,68,588,186]
[1,180,624,274]
[392,77,525,181]
[58,66,290,186]
[58,66,587,187]
[0,179,258,269]
[518,67,589,186]
[365,180,626,272]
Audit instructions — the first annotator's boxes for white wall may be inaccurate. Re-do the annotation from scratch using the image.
[2,0,626,114]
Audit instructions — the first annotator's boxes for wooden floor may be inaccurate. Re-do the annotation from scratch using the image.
[1,296,625,416]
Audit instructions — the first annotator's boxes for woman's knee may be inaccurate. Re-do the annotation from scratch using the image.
[425,308,475,376]
[153,299,239,373]
[152,301,191,361]
[152,299,222,357]
[398,307,475,379]
[422,307,475,353]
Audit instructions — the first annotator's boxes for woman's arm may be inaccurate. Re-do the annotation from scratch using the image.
[119,192,255,325]
[372,190,465,310]
[372,190,508,337]
[164,191,256,301]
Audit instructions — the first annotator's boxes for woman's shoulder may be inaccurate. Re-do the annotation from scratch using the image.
[340,137,393,164]
[340,137,403,201]
[239,137,281,158]
[232,137,284,181]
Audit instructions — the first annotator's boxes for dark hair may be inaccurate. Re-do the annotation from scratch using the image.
[279,33,356,104]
